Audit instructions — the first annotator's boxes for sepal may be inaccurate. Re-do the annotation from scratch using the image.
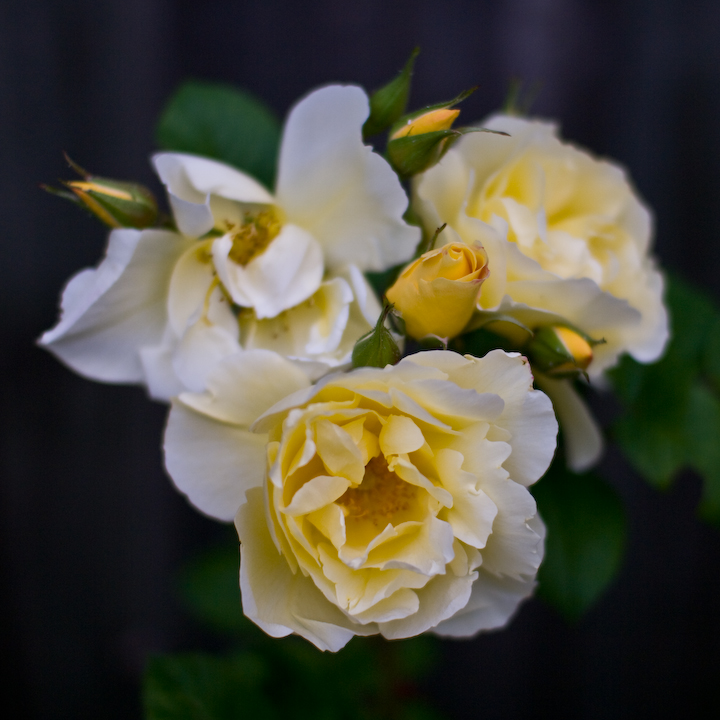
[351,302,401,368]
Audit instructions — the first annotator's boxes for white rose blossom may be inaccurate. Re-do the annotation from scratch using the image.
[164,348,558,651]
[413,115,669,470]
[39,85,419,399]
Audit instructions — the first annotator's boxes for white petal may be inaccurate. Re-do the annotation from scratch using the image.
[178,349,311,426]
[239,278,354,361]
[212,224,324,319]
[153,153,274,204]
[535,376,603,472]
[168,191,215,237]
[39,229,192,384]
[138,329,185,401]
[172,323,242,393]
[167,241,217,335]
[164,401,268,521]
[432,570,537,637]
[275,85,419,272]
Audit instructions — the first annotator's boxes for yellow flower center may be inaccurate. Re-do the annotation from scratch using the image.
[227,209,281,266]
[338,455,417,527]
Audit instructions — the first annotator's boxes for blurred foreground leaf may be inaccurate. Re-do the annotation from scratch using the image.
[609,274,720,525]
[144,653,274,720]
[157,81,281,189]
[178,542,251,636]
[170,541,446,719]
[533,464,626,621]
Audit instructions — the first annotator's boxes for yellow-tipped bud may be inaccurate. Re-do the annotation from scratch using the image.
[43,155,158,229]
[528,325,594,377]
[390,108,461,140]
[386,241,489,340]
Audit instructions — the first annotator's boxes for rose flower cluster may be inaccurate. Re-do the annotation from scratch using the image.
[40,74,668,649]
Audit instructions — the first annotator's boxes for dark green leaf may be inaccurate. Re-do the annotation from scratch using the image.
[178,543,253,636]
[685,384,720,525]
[363,48,419,139]
[157,81,281,189]
[609,273,720,516]
[533,464,626,621]
[143,652,275,720]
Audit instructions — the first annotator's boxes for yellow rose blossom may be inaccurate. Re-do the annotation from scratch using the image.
[386,241,489,340]
[164,349,558,650]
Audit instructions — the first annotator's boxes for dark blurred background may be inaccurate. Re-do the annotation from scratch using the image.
[2,1,720,717]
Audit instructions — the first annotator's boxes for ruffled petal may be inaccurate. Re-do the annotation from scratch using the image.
[237,489,375,651]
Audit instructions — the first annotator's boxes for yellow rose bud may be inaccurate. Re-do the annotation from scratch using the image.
[386,241,489,340]
[527,325,595,377]
[390,107,461,139]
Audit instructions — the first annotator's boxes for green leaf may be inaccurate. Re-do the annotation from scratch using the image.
[685,384,720,525]
[178,542,254,637]
[363,48,419,139]
[143,653,275,720]
[157,81,281,189]
[609,273,720,515]
[533,464,626,621]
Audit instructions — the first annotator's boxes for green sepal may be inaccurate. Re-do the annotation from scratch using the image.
[387,129,459,177]
[362,48,419,139]
[526,325,599,379]
[42,154,158,229]
[352,303,402,369]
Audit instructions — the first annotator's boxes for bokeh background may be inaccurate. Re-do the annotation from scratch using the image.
[3,1,720,717]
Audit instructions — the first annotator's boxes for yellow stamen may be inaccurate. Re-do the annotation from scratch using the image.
[228,209,282,266]
[337,456,417,527]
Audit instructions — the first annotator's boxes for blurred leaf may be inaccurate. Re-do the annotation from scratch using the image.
[157,81,281,189]
[143,652,275,720]
[178,543,252,636]
[363,48,419,139]
[174,543,447,719]
[533,464,626,621]
[608,273,720,522]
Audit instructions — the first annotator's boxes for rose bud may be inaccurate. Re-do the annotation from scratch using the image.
[42,154,158,229]
[386,241,490,340]
[389,107,461,140]
[527,325,596,378]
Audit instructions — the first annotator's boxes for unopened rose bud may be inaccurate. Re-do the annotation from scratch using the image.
[386,87,508,177]
[386,240,490,340]
[42,155,158,229]
[352,303,402,369]
[390,107,461,140]
[527,325,595,378]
